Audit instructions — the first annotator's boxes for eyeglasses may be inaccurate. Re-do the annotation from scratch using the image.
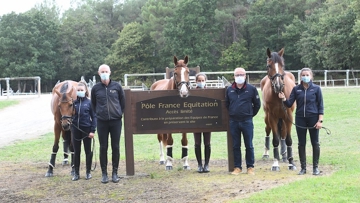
[234,74,245,77]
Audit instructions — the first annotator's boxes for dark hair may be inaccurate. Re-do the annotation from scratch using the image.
[78,81,89,97]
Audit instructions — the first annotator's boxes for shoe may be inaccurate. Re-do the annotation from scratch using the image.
[203,164,210,173]
[247,167,255,175]
[85,173,92,180]
[313,167,320,175]
[112,172,120,183]
[101,174,109,184]
[72,174,79,181]
[231,167,242,175]
[197,165,203,173]
[298,168,306,175]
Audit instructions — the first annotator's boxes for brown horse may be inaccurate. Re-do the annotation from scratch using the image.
[45,80,78,177]
[260,48,296,171]
[150,55,191,170]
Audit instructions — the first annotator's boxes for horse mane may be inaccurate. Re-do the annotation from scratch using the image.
[271,52,285,69]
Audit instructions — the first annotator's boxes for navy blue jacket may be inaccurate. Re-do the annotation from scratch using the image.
[283,81,324,118]
[73,97,97,133]
[225,81,261,121]
[91,80,125,121]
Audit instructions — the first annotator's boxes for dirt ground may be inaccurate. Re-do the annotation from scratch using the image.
[0,95,334,202]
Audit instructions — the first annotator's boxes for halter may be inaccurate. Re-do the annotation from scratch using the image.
[267,59,285,93]
[59,98,75,125]
[173,68,190,89]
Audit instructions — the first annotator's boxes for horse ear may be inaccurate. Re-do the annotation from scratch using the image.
[54,89,61,97]
[69,87,74,96]
[266,48,271,58]
[278,48,284,57]
[173,55,178,65]
[184,55,189,64]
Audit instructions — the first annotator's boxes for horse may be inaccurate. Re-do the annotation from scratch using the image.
[45,80,78,177]
[260,48,297,171]
[150,55,191,170]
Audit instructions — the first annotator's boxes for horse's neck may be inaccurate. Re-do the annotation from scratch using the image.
[168,78,176,90]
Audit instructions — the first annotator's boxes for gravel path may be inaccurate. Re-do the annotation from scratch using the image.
[0,94,53,148]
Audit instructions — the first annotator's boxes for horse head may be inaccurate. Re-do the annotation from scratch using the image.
[266,48,285,94]
[54,86,75,131]
[173,55,190,98]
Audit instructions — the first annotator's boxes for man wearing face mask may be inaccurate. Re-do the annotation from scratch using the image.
[278,67,324,176]
[225,67,261,175]
[91,64,125,183]
[71,81,96,181]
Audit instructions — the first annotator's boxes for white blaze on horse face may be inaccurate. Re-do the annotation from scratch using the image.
[275,63,280,85]
[179,67,189,97]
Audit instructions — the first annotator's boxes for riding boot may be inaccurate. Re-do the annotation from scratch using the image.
[85,152,93,180]
[298,145,306,175]
[312,144,320,175]
[112,153,120,183]
[72,167,79,181]
[194,144,203,173]
[203,144,211,173]
[100,151,108,184]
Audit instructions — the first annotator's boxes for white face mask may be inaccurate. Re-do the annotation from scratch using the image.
[100,73,110,81]
[77,91,85,98]
[235,76,245,84]
[197,82,206,88]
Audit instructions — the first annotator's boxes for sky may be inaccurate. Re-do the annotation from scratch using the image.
[0,0,71,16]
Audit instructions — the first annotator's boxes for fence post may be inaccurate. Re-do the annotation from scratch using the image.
[6,78,10,99]
[346,70,349,86]
[324,70,327,87]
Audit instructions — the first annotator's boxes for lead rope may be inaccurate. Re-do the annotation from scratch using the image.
[281,101,331,135]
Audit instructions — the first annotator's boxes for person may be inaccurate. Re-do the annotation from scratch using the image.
[278,67,324,175]
[71,81,97,181]
[91,64,126,183]
[193,73,212,173]
[225,67,261,175]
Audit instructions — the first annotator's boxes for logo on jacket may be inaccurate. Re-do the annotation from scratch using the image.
[110,90,117,93]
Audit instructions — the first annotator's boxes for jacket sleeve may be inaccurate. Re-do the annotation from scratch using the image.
[252,87,261,116]
[317,87,324,115]
[90,102,97,133]
[118,85,126,114]
[91,87,96,111]
[283,86,296,107]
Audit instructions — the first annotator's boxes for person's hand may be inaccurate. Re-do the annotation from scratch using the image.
[88,132,95,139]
[278,92,286,101]
[314,121,322,130]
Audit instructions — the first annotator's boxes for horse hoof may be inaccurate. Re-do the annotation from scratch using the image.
[165,166,173,170]
[271,166,280,171]
[159,161,165,165]
[288,165,297,170]
[45,172,53,177]
[183,166,191,170]
[262,155,269,160]
[62,160,69,165]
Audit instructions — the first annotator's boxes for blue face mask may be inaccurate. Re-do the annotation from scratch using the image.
[77,91,85,98]
[301,76,311,83]
[197,82,205,88]
[100,73,110,81]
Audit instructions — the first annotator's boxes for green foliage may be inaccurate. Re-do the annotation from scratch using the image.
[105,22,157,82]
[219,40,250,70]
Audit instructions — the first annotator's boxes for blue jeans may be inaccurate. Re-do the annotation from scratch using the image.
[229,119,254,169]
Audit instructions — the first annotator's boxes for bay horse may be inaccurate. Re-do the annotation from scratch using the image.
[45,80,78,177]
[260,48,296,171]
[150,55,191,170]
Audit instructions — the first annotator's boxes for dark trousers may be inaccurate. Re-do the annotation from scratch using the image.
[229,119,254,169]
[295,116,319,147]
[71,126,92,170]
[97,119,122,173]
[193,132,211,145]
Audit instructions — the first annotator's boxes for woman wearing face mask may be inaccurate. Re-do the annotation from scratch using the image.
[71,81,97,181]
[193,73,212,173]
[278,67,324,175]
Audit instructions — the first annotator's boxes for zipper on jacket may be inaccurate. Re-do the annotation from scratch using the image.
[105,87,110,120]
[77,99,81,127]
[303,89,307,117]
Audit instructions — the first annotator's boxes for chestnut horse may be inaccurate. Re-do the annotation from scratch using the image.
[150,55,191,170]
[45,80,78,177]
[260,48,296,171]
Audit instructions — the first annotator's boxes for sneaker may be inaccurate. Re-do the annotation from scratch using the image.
[231,167,242,175]
[247,167,255,175]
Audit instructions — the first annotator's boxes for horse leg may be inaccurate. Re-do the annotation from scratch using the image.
[262,115,271,160]
[279,119,287,162]
[45,123,61,177]
[165,134,174,170]
[270,119,280,171]
[285,120,296,170]
[67,130,75,176]
[62,130,71,165]
[181,133,190,170]
[158,134,165,165]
